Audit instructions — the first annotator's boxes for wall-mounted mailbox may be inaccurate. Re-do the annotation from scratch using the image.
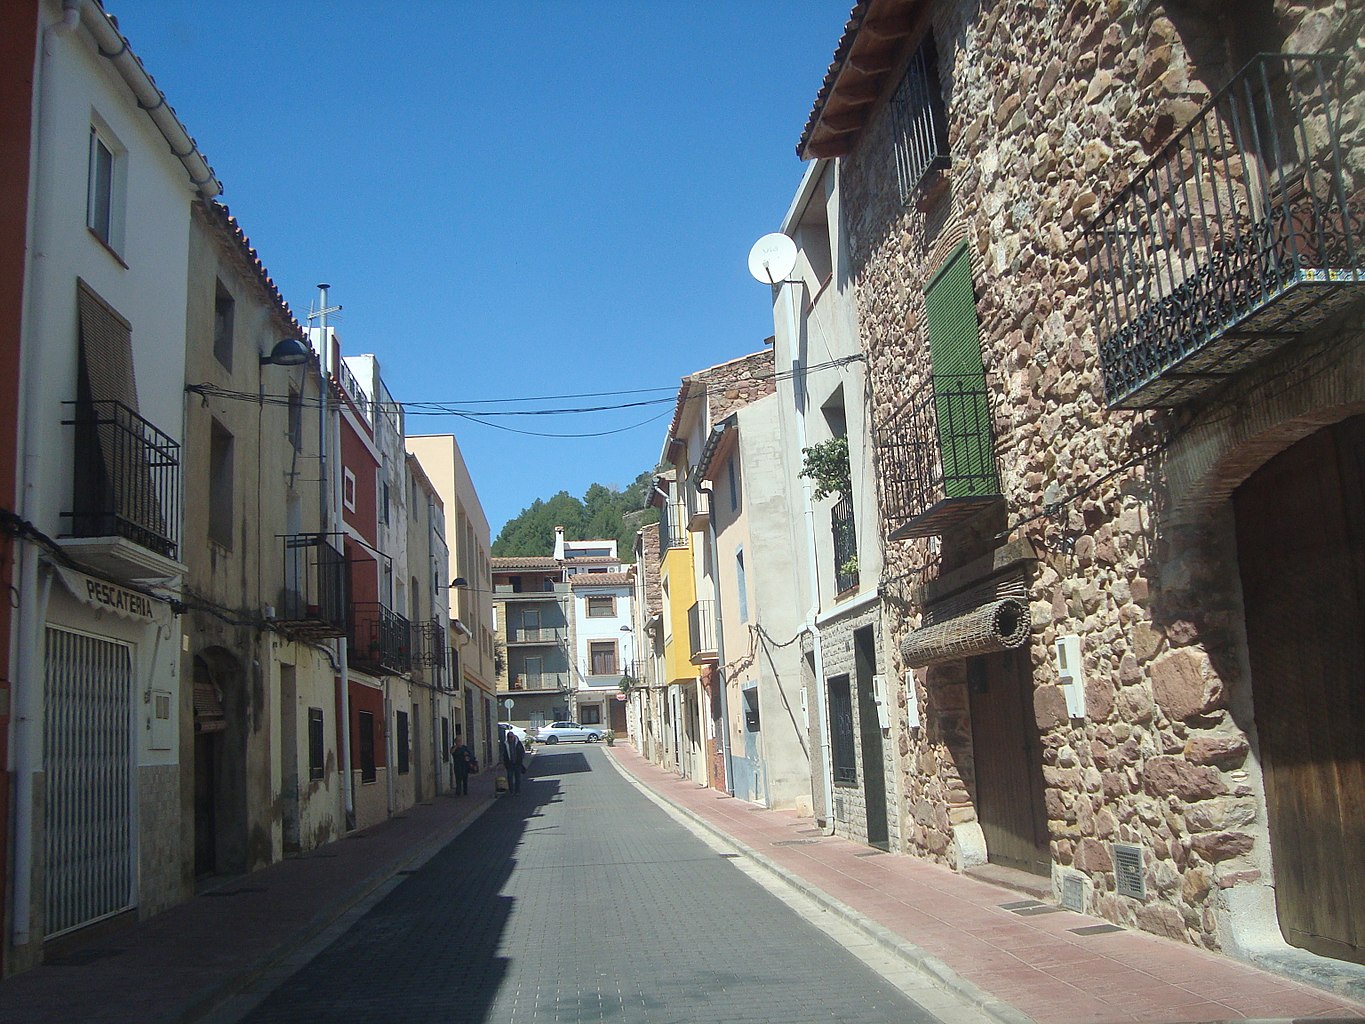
[871,674,891,730]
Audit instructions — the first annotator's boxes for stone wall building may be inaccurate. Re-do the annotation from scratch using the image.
[798,0,1363,977]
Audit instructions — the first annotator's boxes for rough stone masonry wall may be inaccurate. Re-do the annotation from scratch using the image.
[694,350,777,424]
[842,0,1362,952]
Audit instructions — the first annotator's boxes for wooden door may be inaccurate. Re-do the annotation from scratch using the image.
[1235,414,1365,965]
[855,627,889,848]
[968,649,1050,875]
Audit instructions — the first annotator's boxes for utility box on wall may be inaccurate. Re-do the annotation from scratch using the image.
[1054,635,1085,719]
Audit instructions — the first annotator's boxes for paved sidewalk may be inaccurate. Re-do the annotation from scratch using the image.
[0,770,499,1024]
[607,743,1365,1024]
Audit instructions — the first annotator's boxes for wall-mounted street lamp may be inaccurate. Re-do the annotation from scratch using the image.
[260,337,311,367]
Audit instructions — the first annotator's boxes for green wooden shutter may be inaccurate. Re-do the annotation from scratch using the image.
[924,244,994,498]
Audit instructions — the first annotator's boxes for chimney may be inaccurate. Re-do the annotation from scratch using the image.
[553,525,566,562]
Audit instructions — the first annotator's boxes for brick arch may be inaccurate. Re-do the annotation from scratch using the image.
[1163,332,1365,525]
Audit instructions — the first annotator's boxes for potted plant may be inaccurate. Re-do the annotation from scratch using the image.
[799,435,851,502]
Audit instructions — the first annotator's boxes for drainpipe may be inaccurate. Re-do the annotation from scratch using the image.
[315,286,354,830]
[9,0,85,950]
[782,276,834,833]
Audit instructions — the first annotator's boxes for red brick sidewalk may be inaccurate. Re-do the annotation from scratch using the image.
[607,743,1365,1024]
[0,769,499,1024]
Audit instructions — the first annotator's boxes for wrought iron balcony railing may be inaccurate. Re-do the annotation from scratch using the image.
[336,359,371,421]
[880,372,1000,540]
[63,400,180,559]
[411,617,448,675]
[349,602,412,675]
[1087,53,1363,409]
[658,503,689,550]
[832,496,859,594]
[687,599,718,664]
[277,533,348,638]
[507,626,567,645]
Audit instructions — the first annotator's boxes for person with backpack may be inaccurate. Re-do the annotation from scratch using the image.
[452,737,476,796]
[501,727,526,794]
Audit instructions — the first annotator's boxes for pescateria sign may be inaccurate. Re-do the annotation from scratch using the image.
[52,564,170,624]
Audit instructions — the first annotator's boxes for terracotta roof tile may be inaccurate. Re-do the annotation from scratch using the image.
[569,572,634,588]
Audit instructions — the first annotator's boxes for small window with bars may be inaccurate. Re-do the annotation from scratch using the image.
[828,674,857,785]
[308,708,325,780]
[889,31,950,204]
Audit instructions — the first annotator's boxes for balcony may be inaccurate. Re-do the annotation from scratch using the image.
[832,496,859,595]
[336,359,371,421]
[880,372,1000,540]
[411,617,448,687]
[687,599,718,664]
[685,479,710,531]
[658,503,688,551]
[507,626,567,646]
[494,582,569,601]
[1087,53,1363,410]
[509,671,570,693]
[61,400,182,577]
[276,533,348,638]
[349,603,411,675]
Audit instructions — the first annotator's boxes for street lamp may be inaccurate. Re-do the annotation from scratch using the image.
[259,337,311,367]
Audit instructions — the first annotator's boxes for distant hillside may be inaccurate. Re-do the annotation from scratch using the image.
[492,472,659,561]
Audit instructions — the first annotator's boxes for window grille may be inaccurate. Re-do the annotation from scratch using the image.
[890,32,950,204]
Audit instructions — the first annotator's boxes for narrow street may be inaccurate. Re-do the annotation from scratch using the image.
[232,746,950,1024]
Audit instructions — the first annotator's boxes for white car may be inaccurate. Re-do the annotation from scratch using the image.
[498,722,532,747]
[534,720,603,744]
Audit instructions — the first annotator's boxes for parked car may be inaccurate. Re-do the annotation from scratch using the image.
[498,722,532,747]
[534,721,603,744]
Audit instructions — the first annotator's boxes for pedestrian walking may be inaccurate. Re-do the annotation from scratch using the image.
[452,739,476,795]
[501,727,526,794]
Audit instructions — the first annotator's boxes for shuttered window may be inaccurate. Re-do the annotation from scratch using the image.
[924,244,995,498]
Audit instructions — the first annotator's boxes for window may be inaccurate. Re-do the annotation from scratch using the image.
[441,716,451,762]
[582,705,602,725]
[343,469,357,512]
[213,281,234,370]
[925,243,993,497]
[828,674,856,784]
[308,708,324,781]
[743,685,760,731]
[86,123,124,253]
[590,641,618,676]
[396,710,410,774]
[382,481,391,525]
[287,387,303,451]
[586,594,615,618]
[727,456,739,511]
[736,548,748,623]
[890,31,950,203]
[358,710,377,783]
[209,419,234,548]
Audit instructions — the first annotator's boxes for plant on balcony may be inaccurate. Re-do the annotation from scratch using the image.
[840,555,859,579]
[799,435,850,502]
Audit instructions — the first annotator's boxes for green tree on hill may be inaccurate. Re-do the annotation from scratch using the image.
[492,472,659,561]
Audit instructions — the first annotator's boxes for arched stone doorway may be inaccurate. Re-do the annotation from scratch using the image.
[1234,414,1365,965]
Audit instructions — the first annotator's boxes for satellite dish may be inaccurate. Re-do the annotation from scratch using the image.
[747,232,797,285]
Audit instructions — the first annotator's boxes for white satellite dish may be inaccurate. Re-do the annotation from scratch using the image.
[747,232,798,285]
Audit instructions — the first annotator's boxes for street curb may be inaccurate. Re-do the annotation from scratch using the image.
[176,793,497,1024]
[603,749,1036,1024]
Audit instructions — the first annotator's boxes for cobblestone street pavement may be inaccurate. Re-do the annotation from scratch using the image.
[234,745,948,1024]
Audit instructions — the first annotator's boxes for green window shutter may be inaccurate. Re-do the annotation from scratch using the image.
[924,244,994,498]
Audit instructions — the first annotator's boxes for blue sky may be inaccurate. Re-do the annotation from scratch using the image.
[110,2,850,535]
